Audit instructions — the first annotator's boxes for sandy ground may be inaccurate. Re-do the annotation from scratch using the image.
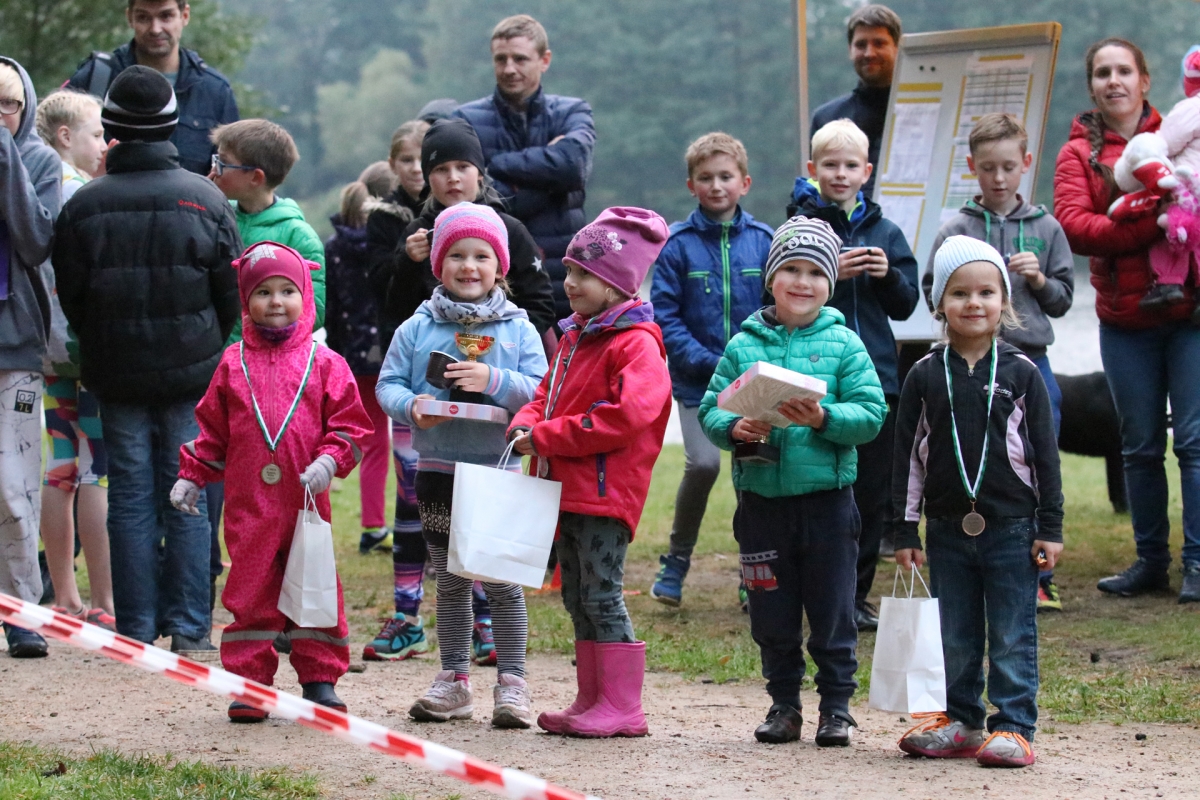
[2,635,1197,800]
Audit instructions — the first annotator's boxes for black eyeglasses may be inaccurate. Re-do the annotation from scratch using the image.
[210,154,257,176]
[0,99,23,117]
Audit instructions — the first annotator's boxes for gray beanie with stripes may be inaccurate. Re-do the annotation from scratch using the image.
[930,235,1010,310]
[764,215,841,298]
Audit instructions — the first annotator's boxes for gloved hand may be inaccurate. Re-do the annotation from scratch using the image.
[170,479,202,515]
[299,454,337,494]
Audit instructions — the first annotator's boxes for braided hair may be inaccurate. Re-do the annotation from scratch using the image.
[1082,38,1150,199]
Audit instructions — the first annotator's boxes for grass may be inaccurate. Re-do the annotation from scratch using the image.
[0,742,320,800]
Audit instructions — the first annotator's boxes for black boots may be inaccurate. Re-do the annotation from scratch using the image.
[1096,558,1170,596]
[754,703,802,744]
[815,711,857,747]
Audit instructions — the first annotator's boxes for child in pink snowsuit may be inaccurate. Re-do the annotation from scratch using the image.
[173,241,373,722]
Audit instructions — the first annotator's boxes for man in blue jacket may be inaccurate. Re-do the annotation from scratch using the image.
[66,0,239,176]
[454,14,595,320]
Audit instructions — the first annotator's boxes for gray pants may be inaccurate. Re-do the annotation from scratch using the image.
[668,402,723,559]
[558,512,635,643]
[0,371,43,604]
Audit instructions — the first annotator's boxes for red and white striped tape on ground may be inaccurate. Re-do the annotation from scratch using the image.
[0,593,600,800]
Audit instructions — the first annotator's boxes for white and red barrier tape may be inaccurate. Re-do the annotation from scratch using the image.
[0,593,599,800]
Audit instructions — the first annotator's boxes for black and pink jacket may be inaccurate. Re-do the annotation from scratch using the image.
[890,341,1063,550]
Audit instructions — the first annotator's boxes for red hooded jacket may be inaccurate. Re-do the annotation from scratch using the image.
[510,299,672,538]
[1054,106,1194,328]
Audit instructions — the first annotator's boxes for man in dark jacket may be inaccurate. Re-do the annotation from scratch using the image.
[53,67,241,652]
[66,0,239,176]
[453,14,595,319]
[794,4,901,207]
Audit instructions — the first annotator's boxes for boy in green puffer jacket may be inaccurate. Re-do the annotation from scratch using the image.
[699,216,885,748]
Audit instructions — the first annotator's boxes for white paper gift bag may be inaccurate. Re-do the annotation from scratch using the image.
[278,487,339,629]
[868,566,947,714]
[448,442,562,588]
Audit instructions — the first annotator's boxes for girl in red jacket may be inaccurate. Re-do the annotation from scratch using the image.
[510,207,673,738]
[172,242,373,721]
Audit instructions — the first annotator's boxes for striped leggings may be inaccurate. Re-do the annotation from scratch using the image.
[427,544,527,678]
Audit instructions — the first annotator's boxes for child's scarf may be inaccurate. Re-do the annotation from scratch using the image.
[428,285,509,327]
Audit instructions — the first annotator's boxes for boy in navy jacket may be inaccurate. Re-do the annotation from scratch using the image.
[791,119,919,629]
[650,132,773,607]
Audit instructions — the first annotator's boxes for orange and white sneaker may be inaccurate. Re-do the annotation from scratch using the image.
[898,713,986,758]
[976,730,1036,767]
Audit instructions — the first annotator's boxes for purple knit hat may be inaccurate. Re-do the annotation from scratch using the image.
[563,207,669,297]
[430,203,510,280]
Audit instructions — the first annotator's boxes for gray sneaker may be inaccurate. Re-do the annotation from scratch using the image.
[898,713,986,758]
[976,731,1036,767]
[409,670,473,722]
[492,673,533,729]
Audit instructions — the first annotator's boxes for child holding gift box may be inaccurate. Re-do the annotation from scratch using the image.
[376,203,547,728]
[510,207,673,739]
[172,242,373,722]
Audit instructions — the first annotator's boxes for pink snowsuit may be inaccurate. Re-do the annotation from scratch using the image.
[179,259,373,687]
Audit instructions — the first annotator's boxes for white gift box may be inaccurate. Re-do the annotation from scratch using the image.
[716,361,827,428]
[413,398,510,424]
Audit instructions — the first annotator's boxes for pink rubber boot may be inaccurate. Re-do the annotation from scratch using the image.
[537,640,596,734]
[563,641,648,738]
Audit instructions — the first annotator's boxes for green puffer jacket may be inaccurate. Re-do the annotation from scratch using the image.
[699,306,886,498]
[229,197,327,342]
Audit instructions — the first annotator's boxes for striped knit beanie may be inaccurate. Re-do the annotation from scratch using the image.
[430,203,510,280]
[100,65,178,142]
[930,235,1010,310]
[764,215,841,298]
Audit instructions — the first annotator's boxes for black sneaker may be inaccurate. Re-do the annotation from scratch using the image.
[3,624,48,658]
[302,681,347,712]
[815,711,857,747]
[754,703,802,744]
[854,600,879,631]
[1180,563,1200,604]
[358,527,391,554]
[170,634,217,654]
[1097,558,1170,597]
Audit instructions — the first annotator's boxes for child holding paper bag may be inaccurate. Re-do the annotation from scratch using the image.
[376,204,547,728]
[699,216,886,747]
[172,242,373,722]
[510,207,673,739]
[892,236,1063,767]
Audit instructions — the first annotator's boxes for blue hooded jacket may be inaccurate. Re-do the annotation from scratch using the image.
[651,207,774,406]
[791,179,919,397]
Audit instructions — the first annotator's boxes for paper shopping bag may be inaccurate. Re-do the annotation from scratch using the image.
[868,567,947,714]
[278,488,339,628]
[448,443,562,588]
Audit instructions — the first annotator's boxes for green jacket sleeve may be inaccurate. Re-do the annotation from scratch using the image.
[284,224,327,331]
[818,334,886,447]
[698,344,744,451]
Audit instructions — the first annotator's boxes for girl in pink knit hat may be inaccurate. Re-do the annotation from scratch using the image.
[509,207,674,738]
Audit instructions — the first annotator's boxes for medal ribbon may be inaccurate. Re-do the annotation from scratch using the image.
[240,341,317,453]
[944,339,998,504]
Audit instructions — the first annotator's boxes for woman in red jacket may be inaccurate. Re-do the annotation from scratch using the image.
[1054,38,1200,604]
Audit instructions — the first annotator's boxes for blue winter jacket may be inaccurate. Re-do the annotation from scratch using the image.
[67,41,239,176]
[651,207,774,406]
[375,297,548,474]
[454,88,595,318]
[791,179,919,397]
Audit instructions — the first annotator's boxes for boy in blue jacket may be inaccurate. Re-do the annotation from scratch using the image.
[650,132,774,607]
[791,119,919,630]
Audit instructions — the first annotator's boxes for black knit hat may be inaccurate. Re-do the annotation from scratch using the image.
[421,118,485,180]
[101,65,178,142]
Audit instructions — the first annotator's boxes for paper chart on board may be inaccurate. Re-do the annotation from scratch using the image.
[882,100,942,185]
[878,190,925,248]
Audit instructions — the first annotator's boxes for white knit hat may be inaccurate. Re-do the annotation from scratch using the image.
[930,235,1010,310]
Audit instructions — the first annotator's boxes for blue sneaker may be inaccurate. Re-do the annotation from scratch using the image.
[362,615,430,661]
[4,623,48,658]
[650,554,690,607]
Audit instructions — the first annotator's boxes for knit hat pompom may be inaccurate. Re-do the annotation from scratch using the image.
[232,241,317,308]
[421,118,486,181]
[1183,45,1200,98]
[101,65,178,142]
[930,235,1010,310]
[430,203,510,281]
[562,206,669,297]
[764,216,841,298]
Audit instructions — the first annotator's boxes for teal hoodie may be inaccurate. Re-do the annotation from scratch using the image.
[699,306,885,498]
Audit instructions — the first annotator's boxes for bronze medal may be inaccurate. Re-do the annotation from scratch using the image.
[261,463,282,485]
[962,511,986,536]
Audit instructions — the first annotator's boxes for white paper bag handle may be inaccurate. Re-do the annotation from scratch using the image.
[892,564,932,599]
[496,438,519,471]
[304,485,318,514]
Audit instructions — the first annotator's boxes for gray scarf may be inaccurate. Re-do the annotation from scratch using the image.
[428,286,510,327]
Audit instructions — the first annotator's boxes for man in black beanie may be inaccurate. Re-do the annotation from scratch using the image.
[52,65,242,653]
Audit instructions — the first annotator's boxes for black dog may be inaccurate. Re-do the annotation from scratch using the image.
[1056,372,1127,513]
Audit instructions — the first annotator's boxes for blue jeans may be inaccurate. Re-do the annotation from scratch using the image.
[1030,354,1062,439]
[927,516,1040,740]
[100,400,212,643]
[1100,322,1200,567]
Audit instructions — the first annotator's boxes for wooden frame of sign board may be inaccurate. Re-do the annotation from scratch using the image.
[873,22,1061,343]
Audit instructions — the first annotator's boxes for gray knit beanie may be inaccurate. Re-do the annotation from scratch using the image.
[930,235,1010,310]
[764,215,841,298]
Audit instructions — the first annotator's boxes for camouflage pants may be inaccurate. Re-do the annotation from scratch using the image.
[557,512,635,643]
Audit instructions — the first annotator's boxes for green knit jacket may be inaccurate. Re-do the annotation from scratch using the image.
[699,306,886,498]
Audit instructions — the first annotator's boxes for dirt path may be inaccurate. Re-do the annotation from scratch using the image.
[2,639,1197,800]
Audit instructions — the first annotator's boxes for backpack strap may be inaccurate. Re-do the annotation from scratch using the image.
[85,52,114,99]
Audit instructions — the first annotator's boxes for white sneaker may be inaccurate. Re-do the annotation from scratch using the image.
[492,673,533,729]
[898,713,986,758]
[409,670,473,722]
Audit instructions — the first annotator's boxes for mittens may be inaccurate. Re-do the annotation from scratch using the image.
[299,454,337,494]
[170,479,202,515]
